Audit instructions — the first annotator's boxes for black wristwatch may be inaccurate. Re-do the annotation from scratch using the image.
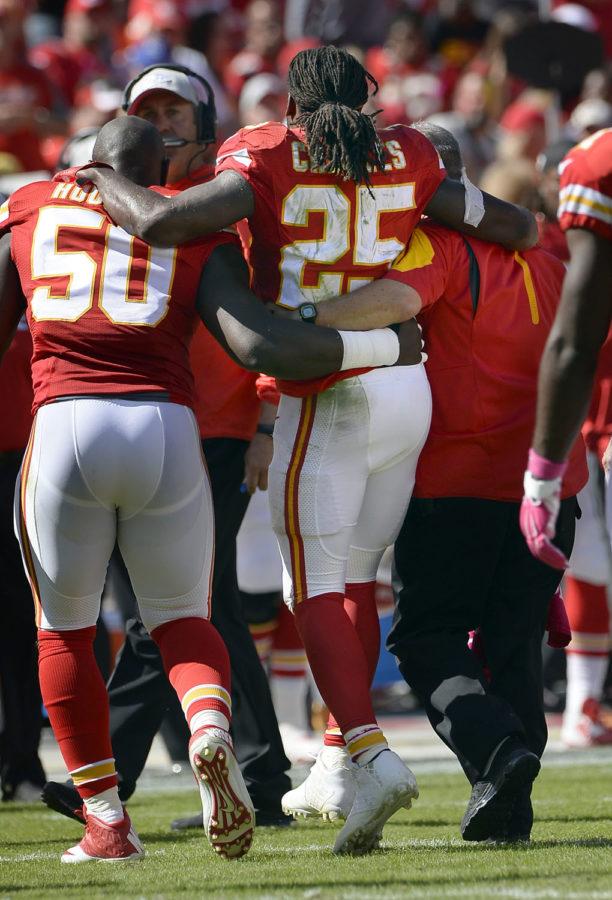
[298,302,318,323]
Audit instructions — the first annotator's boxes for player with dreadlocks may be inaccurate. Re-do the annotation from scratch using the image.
[80,46,537,856]
[286,46,387,184]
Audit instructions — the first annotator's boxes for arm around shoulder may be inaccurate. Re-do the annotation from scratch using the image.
[196,243,346,378]
[425,178,538,251]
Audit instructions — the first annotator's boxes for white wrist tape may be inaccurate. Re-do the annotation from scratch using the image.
[339,328,400,371]
[461,166,485,227]
[523,471,562,504]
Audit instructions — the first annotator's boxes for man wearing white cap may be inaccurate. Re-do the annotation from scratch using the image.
[42,63,293,831]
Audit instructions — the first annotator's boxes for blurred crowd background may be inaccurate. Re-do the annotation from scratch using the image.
[0,0,610,194]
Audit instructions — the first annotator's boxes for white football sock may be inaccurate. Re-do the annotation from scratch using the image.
[190,709,230,736]
[83,786,124,825]
[271,675,310,731]
[564,653,609,728]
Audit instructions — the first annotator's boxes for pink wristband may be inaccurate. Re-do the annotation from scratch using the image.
[527,448,567,480]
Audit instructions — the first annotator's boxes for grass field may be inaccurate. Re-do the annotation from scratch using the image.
[1,763,611,900]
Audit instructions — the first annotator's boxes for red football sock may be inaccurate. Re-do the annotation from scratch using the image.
[325,581,380,746]
[295,592,377,735]
[248,618,277,667]
[38,627,117,799]
[270,603,307,679]
[151,617,232,733]
[564,576,611,656]
[344,581,380,682]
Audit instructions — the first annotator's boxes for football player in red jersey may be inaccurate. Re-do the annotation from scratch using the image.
[299,122,586,843]
[0,115,399,863]
[520,128,612,568]
[79,46,538,854]
[39,64,298,834]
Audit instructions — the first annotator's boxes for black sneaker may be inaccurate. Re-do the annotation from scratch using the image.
[461,739,540,842]
[41,781,85,823]
[483,788,533,843]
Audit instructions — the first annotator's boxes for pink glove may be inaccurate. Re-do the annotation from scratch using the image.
[520,449,569,570]
[546,589,572,648]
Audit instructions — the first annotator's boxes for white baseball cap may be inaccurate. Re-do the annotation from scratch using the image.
[125,66,209,114]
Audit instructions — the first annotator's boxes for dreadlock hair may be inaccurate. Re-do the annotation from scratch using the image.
[287,46,386,186]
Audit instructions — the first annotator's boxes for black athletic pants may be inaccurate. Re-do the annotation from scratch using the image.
[388,496,577,784]
[106,437,291,814]
[0,451,45,798]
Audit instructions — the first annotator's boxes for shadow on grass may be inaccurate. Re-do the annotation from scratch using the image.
[120,864,612,896]
[0,882,119,895]
[537,813,612,825]
[1,837,78,848]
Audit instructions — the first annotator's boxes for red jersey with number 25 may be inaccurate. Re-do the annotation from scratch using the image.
[0,176,235,414]
[216,121,445,396]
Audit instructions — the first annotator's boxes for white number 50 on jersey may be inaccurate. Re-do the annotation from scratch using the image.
[31,206,177,325]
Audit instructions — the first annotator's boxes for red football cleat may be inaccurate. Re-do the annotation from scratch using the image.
[61,810,144,863]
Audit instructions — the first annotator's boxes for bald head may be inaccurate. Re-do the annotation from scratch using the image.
[411,121,463,181]
[92,116,166,187]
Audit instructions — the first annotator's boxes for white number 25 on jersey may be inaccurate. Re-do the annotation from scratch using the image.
[279,183,415,306]
[31,206,177,325]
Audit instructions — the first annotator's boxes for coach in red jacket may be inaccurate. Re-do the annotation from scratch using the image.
[311,123,586,844]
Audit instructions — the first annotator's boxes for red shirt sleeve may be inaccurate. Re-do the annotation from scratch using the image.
[215,126,273,193]
[384,222,458,308]
[557,129,612,241]
[0,185,40,238]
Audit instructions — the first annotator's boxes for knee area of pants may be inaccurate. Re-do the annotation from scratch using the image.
[346,549,383,584]
[138,581,209,633]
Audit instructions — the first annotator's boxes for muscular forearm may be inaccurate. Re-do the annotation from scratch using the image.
[315,280,422,329]
[211,302,344,378]
[197,243,344,377]
[533,229,612,461]
[533,337,600,461]
[425,179,538,251]
[80,169,167,241]
[82,168,253,245]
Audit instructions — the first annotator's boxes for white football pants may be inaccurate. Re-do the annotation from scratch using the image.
[269,364,432,606]
[15,398,214,632]
[569,450,612,586]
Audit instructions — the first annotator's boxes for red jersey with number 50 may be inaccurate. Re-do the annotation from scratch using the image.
[216,121,445,396]
[558,128,612,241]
[0,177,235,414]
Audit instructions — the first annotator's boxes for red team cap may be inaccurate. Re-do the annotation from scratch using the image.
[125,67,208,115]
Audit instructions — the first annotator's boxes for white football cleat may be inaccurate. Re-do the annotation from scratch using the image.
[61,810,144,863]
[189,727,255,860]
[561,698,612,748]
[278,723,323,765]
[333,749,418,855]
[282,746,356,822]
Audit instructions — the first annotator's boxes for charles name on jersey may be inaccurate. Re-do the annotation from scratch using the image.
[290,139,409,175]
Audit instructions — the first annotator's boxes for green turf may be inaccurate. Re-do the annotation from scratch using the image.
[1,764,611,899]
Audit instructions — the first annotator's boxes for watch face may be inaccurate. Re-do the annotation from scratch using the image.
[301,304,317,320]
